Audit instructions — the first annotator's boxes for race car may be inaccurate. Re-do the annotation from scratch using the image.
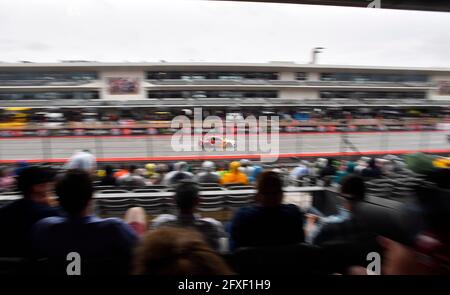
[198,136,236,150]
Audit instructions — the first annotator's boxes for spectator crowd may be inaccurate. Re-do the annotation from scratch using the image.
[0,151,449,275]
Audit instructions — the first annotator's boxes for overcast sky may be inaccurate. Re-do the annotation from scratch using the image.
[0,0,449,67]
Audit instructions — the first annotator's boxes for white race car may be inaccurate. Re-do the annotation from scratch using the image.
[198,136,236,150]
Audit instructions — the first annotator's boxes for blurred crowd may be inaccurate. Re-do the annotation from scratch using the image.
[0,151,449,275]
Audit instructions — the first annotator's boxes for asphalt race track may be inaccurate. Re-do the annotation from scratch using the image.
[0,131,449,162]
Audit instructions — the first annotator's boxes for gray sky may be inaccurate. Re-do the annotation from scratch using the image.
[0,0,449,67]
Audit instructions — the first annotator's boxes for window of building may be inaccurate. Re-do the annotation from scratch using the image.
[296,72,307,80]
[0,91,99,100]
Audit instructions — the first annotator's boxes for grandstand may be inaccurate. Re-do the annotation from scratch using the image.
[0,62,449,108]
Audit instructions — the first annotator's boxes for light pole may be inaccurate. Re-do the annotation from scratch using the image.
[310,47,325,64]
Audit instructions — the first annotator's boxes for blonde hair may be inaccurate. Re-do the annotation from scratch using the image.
[133,227,233,275]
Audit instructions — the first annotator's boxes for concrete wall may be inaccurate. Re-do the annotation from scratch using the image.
[279,71,296,80]
[429,74,450,101]
[99,70,145,100]
[279,88,319,100]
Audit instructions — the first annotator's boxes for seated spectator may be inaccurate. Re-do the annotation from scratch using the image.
[32,169,138,274]
[66,150,96,174]
[145,163,161,184]
[0,166,15,192]
[220,161,248,185]
[354,156,370,174]
[162,162,194,186]
[320,158,337,178]
[133,227,233,275]
[240,159,255,182]
[308,175,373,246]
[152,181,226,252]
[99,165,117,186]
[118,165,147,188]
[151,163,168,185]
[251,165,263,183]
[334,161,355,184]
[14,162,29,177]
[0,166,61,257]
[230,171,305,250]
[290,160,310,182]
[114,165,129,179]
[361,158,382,178]
[196,161,220,184]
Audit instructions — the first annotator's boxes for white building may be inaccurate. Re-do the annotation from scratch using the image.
[0,61,449,107]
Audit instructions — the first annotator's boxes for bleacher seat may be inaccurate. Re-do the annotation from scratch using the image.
[226,194,254,209]
[227,185,255,190]
[94,185,117,190]
[132,188,163,193]
[96,198,134,215]
[98,189,129,194]
[198,186,225,191]
[198,195,225,212]
[134,197,166,214]
[199,183,223,188]
[0,191,21,196]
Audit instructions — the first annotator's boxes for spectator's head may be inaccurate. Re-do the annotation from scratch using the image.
[133,227,233,275]
[175,161,188,172]
[17,166,55,203]
[240,159,250,167]
[175,181,199,214]
[155,163,168,173]
[129,165,138,174]
[340,174,365,206]
[368,158,377,169]
[56,169,94,217]
[202,161,215,172]
[229,161,240,173]
[145,163,156,176]
[256,171,283,207]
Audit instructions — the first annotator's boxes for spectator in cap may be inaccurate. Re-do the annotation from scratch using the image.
[162,162,194,186]
[220,161,248,185]
[196,161,220,184]
[230,171,304,250]
[0,166,61,257]
[66,149,96,175]
[151,181,226,252]
[32,169,138,274]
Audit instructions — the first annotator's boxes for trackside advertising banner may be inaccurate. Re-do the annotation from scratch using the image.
[0,124,437,138]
